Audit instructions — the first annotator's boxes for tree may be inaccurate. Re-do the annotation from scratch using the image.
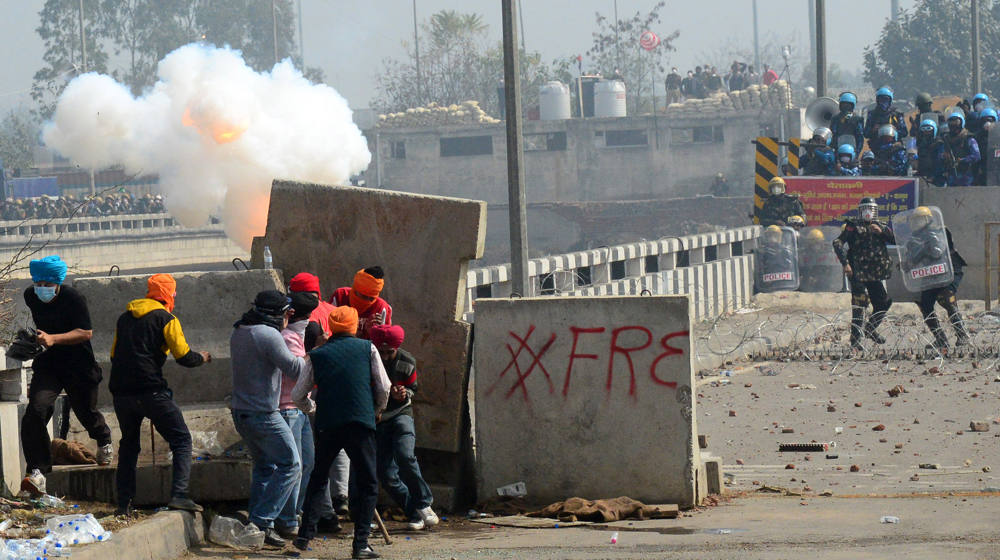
[701,31,808,86]
[0,107,40,172]
[32,0,109,119]
[585,1,679,115]
[371,9,566,117]
[197,0,297,72]
[863,0,1000,100]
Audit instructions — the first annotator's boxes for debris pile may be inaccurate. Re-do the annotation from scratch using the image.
[665,80,794,116]
[378,101,499,128]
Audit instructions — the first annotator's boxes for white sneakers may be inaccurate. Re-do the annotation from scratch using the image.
[407,507,440,530]
[97,444,114,466]
[20,469,45,496]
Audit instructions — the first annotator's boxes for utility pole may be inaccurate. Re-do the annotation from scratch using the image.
[271,0,279,66]
[79,0,95,197]
[972,0,981,94]
[413,0,422,105]
[502,0,529,296]
[614,0,621,69]
[518,0,526,52]
[815,0,826,98]
[808,0,816,63]
[752,0,761,75]
[891,0,900,22]
[297,0,304,67]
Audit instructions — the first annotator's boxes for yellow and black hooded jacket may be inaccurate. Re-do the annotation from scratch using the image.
[109,299,204,395]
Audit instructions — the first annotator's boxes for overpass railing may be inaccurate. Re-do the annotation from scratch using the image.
[0,213,185,241]
[464,226,761,322]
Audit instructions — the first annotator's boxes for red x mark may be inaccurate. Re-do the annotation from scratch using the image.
[485,326,556,402]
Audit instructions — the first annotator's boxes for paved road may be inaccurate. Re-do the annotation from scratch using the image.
[184,495,1000,559]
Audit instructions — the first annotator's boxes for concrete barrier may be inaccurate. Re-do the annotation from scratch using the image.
[473,296,697,508]
[251,181,486,454]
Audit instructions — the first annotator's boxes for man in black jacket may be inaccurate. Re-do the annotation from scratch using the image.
[110,274,211,515]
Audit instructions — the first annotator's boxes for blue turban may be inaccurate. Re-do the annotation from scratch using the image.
[29,255,67,285]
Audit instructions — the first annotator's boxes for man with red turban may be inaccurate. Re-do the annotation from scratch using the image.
[288,272,334,351]
[330,266,392,341]
[370,324,438,531]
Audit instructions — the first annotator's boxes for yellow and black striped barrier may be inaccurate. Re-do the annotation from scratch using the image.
[752,137,801,224]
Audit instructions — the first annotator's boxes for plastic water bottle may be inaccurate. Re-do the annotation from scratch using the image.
[263,246,273,270]
[880,516,900,523]
[610,531,618,544]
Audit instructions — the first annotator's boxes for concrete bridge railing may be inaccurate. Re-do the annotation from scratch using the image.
[0,213,176,239]
[464,226,760,322]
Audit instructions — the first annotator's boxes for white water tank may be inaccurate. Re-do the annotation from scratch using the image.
[594,80,627,117]
[539,81,571,120]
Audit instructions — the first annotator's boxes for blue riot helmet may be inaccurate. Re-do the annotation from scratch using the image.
[918,118,938,138]
[837,144,855,159]
[838,92,857,113]
[878,124,898,142]
[861,150,875,161]
[973,93,990,112]
[947,110,965,131]
[876,87,894,102]
[981,107,998,123]
[876,86,893,112]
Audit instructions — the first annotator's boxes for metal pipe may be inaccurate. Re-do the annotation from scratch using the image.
[808,0,816,63]
[79,0,95,197]
[614,0,621,69]
[972,0,981,94]
[815,0,826,98]
[413,0,422,105]
[502,0,529,296]
[272,0,279,66]
[891,0,900,21]
[752,0,761,76]
[518,0,526,52]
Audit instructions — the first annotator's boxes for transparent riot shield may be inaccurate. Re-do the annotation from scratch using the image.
[755,226,800,293]
[797,226,844,293]
[836,135,857,152]
[892,206,954,292]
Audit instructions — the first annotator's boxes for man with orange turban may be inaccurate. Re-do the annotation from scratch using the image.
[109,273,212,516]
[292,306,390,559]
[329,266,392,341]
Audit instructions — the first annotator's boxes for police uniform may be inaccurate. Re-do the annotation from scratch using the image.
[912,227,968,349]
[942,129,981,186]
[758,241,794,274]
[872,140,909,176]
[864,107,908,142]
[832,218,896,346]
[830,112,864,151]
[759,193,806,228]
[801,146,836,176]
[916,135,946,186]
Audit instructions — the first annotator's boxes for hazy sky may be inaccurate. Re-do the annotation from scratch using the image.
[0,0,917,112]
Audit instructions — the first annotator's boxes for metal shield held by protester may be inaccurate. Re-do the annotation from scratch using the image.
[797,226,844,293]
[892,206,954,292]
[755,226,800,293]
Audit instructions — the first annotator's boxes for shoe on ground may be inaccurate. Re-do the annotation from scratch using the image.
[292,537,309,551]
[353,545,381,559]
[167,496,203,513]
[417,506,439,527]
[263,527,286,548]
[316,515,342,534]
[275,524,299,539]
[866,330,886,345]
[113,503,135,518]
[97,443,114,466]
[407,518,425,530]
[20,470,45,497]
[332,494,350,516]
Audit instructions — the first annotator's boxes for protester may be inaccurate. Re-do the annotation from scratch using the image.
[20,255,113,497]
[705,67,723,94]
[370,324,439,531]
[109,274,211,515]
[680,71,695,100]
[230,290,308,548]
[665,68,682,103]
[762,64,779,86]
[293,306,390,559]
[745,65,760,86]
[288,272,335,351]
[331,267,393,341]
[273,291,323,538]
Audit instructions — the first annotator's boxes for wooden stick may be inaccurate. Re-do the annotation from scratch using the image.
[373,509,391,545]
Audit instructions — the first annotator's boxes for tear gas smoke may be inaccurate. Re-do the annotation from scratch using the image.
[43,44,372,249]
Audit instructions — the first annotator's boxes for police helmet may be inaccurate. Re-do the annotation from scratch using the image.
[839,92,857,106]
[875,86,893,102]
[764,225,783,243]
[806,228,825,242]
[813,127,833,145]
[919,119,938,137]
[915,92,933,108]
[788,215,806,228]
[878,124,898,141]
[861,150,875,161]
[908,206,933,230]
[947,111,966,129]
[768,176,786,195]
[858,197,879,221]
[973,93,990,111]
[838,144,855,158]
[981,107,998,123]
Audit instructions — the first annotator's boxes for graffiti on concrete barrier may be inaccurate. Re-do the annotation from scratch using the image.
[486,325,690,402]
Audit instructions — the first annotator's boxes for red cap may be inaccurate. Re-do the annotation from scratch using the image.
[289,272,321,294]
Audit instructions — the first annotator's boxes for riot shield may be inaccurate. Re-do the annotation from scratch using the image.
[755,226,800,293]
[892,206,954,292]
[797,226,844,293]
[836,135,856,151]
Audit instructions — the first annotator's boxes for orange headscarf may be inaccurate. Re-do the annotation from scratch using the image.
[328,306,359,335]
[147,273,177,312]
[349,270,384,313]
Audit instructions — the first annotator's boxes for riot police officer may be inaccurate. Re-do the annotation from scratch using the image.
[834,144,861,176]
[830,92,864,150]
[759,177,806,228]
[800,128,836,176]
[915,119,946,186]
[832,198,896,349]
[966,93,991,134]
[872,125,909,176]
[755,225,798,293]
[865,86,908,143]
[908,92,945,137]
[941,111,980,186]
[799,228,844,293]
[859,150,876,176]
[758,225,794,272]
[905,207,969,351]
[973,108,996,186]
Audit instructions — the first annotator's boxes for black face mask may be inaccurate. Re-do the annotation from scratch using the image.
[949,122,962,134]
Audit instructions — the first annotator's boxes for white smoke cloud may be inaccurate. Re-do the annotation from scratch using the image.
[43,44,372,249]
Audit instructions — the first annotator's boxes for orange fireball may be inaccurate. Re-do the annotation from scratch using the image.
[182,106,248,145]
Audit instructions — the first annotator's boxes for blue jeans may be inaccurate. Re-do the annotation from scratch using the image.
[277,409,313,528]
[376,414,433,519]
[232,410,301,529]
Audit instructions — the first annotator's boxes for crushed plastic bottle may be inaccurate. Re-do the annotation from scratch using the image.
[36,494,65,508]
[880,516,900,524]
[46,514,112,545]
[208,516,264,550]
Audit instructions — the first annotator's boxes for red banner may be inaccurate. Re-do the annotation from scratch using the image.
[781,177,919,226]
